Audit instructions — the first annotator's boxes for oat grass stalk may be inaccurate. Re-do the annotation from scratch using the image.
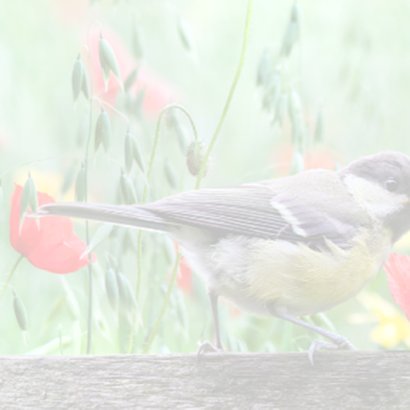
[142,0,254,351]
[195,0,254,189]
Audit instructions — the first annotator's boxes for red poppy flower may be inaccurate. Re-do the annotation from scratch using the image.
[86,27,179,116]
[178,255,193,295]
[273,143,339,176]
[10,185,93,274]
[384,253,410,320]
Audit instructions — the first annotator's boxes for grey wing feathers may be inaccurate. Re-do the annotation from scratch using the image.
[147,175,365,249]
[40,170,367,250]
[149,187,282,238]
[39,202,172,232]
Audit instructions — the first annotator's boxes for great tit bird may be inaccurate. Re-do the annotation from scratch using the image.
[38,151,410,356]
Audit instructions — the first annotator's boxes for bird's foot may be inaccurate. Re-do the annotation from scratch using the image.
[308,336,355,365]
[197,341,223,358]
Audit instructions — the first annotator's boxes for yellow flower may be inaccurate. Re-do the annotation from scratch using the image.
[356,292,410,349]
[393,232,410,253]
[14,169,75,201]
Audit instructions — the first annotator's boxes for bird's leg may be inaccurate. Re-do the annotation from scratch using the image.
[197,290,223,354]
[210,291,223,350]
[274,311,355,364]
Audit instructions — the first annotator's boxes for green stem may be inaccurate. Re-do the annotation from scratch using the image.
[195,0,253,189]
[84,98,94,354]
[92,96,130,124]
[0,255,24,301]
[143,104,199,200]
[135,104,198,298]
[143,254,180,353]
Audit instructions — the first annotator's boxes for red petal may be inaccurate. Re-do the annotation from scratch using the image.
[384,253,410,320]
[86,27,179,116]
[27,234,91,274]
[10,185,94,274]
[177,256,193,295]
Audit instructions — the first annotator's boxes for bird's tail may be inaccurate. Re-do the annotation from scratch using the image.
[38,202,170,232]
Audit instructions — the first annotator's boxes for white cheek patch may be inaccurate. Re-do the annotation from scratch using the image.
[344,174,407,218]
[270,200,307,237]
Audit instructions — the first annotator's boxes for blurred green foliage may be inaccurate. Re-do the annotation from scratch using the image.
[0,0,409,355]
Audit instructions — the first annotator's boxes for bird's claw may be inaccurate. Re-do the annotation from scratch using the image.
[308,337,355,365]
[197,341,223,358]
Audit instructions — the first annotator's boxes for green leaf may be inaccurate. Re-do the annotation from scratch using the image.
[71,55,83,101]
[95,109,111,152]
[13,291,28,331]
[273,92,288,126]
[119,170,138,204]
[28,179,38,212]
[99,35,121,80]
[20,174,38,220]
[256,49,272,87]
[61,162,78,195]
[124,67,139,92]
[81,69,90,100]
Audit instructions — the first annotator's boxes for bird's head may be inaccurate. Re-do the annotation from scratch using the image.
[340,151,410,241]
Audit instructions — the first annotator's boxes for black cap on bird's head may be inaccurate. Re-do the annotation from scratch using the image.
[340,151,410,241]
[340,151,410,197]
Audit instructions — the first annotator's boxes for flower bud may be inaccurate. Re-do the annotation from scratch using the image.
[186,141,206,177]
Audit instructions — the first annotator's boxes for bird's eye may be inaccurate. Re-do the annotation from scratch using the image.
[385,178,398,192]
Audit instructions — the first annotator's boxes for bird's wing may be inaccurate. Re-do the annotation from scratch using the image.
[146,169,369,249]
